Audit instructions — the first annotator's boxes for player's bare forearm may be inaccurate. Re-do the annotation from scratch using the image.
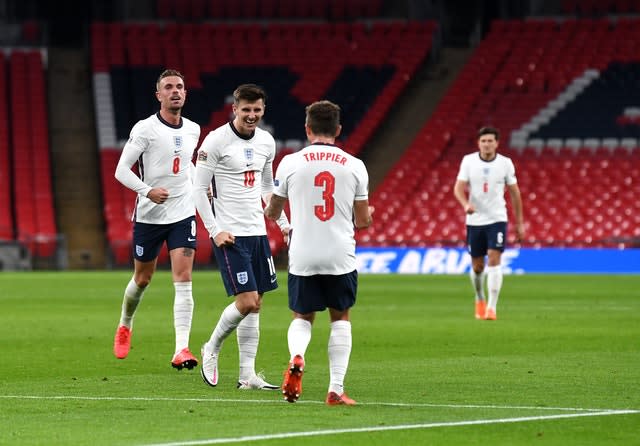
[265,194,287,220]
[508,184,525,241]
[508,185,524,224]
[354,200,374,229]
[454,180,473,213]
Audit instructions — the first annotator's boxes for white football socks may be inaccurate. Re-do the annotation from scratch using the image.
[237,312,259,380]
[173,281,193,354]
[287,318,312,360]
[469,269,486,301]
[207,302,244,355]
[486,265,503,311]
[119,277,146,329]
[328,320,352,395]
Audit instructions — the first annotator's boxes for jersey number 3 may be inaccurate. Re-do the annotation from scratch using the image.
[314,171,335,221]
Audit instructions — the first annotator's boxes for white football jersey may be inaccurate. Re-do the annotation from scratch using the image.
[194,123,276,237]
[273,143,369,275]
[456,152,518,225]
[115,113,200,224]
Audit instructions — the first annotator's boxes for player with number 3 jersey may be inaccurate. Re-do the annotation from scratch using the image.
[265,100,373,406]
[272,134,369,276]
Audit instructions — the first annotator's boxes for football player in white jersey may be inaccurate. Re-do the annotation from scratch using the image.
[194,84,289,390]
[112,70,201,371]
[265,100,373,405]
[454,126,525,321]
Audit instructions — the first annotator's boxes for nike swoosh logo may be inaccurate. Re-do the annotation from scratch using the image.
[271,276,277,283]
[187,237,196,242]
[246,163,253,167]
[174,150,181,154]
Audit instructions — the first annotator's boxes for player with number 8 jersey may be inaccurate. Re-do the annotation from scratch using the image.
[117,109,200,224]
[112,70,201,371]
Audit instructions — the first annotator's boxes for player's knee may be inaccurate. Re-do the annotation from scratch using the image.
[236,292,261,314]
[133,271,153,288]
[238,302,260,314]
[135,276,152,288]
[471,260,485,274]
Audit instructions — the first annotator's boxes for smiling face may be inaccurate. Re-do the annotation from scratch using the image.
[232,99,265,136]
[156,75,186,114]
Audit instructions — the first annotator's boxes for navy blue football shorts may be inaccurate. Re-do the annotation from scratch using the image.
[287,270,358,314]
[132,216,197,262]
[466,221,508,258]
[213,235,277,296]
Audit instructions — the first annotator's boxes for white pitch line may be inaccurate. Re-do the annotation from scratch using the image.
[0,395,628,413]
[141,410,640,446]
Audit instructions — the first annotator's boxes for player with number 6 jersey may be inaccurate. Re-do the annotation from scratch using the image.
[454,126,525,321]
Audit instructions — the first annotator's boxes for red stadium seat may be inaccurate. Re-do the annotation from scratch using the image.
[365,17,640,248]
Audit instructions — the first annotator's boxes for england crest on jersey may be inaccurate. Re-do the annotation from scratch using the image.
[237,271,249,285]
[244,148,254,161]
[136,245,144,257]
[174,135,183,148]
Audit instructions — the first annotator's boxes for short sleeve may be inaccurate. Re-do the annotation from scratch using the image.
[273,154,292,199]
[354,159,369,201]
[456,156,470,182]
[506,158,517,185]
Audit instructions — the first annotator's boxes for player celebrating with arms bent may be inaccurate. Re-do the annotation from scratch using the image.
[193,84,289,390]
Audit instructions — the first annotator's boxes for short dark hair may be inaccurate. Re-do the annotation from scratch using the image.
[305,100,341,136]
[233,84,267,104]
[477,126,499,140]
[156,69,184,90]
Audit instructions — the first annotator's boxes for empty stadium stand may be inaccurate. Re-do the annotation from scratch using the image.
[2,49,58,260]
[358,17,640,249]
[0,52,12,242]
[91,20,436,266]
[155,0,384,21]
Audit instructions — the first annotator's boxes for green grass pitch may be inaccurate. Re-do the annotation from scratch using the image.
[0,271,638,445]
